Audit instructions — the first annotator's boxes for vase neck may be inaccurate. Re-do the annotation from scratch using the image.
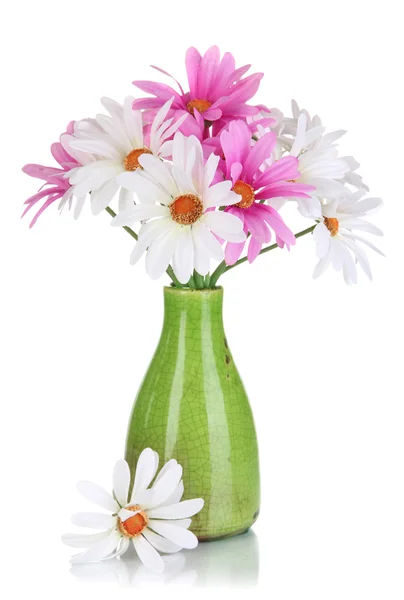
[162,287,225,336]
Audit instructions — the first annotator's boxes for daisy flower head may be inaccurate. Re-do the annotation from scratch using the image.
[278,101,368,218]
[64,96,187,216]
[313,191,384,284]
[133,46,263,129]
[219,119,315,265]
[62,449,204,572]
[22,124,87,227]
[113,133,245,284]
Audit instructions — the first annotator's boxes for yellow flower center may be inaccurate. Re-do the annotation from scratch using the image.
[233,180,255,209]
[324,217,339,236]
[124,148,152,171]
[118,505,148,538]
[187,99,212,115]
[170,194,203,225]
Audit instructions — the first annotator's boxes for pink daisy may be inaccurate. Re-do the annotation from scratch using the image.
[220,120,315,264]
[133,46,263,127]
[22,124,84,227]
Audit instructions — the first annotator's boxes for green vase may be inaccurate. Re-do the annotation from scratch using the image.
[125,286,260,540]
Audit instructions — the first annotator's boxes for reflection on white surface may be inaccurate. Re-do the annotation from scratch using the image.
[70,530,259,588]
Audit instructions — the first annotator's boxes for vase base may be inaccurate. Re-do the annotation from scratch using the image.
[196,514,259,542]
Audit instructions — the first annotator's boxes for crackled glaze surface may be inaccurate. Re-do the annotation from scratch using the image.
[125,287,260,540]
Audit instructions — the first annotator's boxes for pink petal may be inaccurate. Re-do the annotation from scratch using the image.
[132,80,184,105]
[132,98,166,110]
[185,47,202,98]
[22,164,64,182]
[259,205,296,246]
[255,182,314,200]
[214,52,236,96]
[247,236,262,263]
[51,142,74,169]
[150,64,185,95]
[244,207,271,243]
[225,240,245,265]
[254,156,300,188]
[243,132,276,181]
[198,45,221,98]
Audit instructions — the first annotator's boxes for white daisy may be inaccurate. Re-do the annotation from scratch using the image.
[312,191,384,285]
[113,133,245,284]
[62,449,204,573]
[277,101,368,218]
[64,96,187,216]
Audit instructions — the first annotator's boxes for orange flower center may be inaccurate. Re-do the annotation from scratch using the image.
[170,194,203,225]
[186,99,212,115]
[233,180,255,209]
[124,148,152,171]
[324,217,339,236]
[118,505,148,538]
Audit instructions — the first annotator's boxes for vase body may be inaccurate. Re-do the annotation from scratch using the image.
[125,287,260,540]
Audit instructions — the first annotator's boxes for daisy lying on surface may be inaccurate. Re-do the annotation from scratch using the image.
[63,449,204,572]
[22,45,384,286]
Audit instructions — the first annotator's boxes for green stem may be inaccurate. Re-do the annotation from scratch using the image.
[209,224,316,287]
[105,206,183,287]
[105,206,138,241]
[193,271,205,289]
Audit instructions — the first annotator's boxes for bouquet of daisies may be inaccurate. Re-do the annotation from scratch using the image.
[23,45,383,285]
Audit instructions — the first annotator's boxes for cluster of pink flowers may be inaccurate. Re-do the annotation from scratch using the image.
[22,46,383,285]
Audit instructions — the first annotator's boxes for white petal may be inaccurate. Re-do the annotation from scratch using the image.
[313,223,331,258]
[153,459,178,485]
[313,256,331,279]
[342,236,373,281]
[204,181,234,208]
[340,219,383,236]
[73,196,86,219]
[117,171,172,205]
[118,507,140,521]
[104,536,131,560]
[347,196,383,215]
[113,460,130,507]
[147,498,204,520]
[203,210,244,234]
[150,463,183,507]
[192,228,210,276]
[193,222,224,261]
[74,165,123,197]
[68,160,117,185]
[118,187,134,213]
[71,512,117,530]
[70,529,121,564]
[148,520,198,549]
[76,481,118,512]
[129,219,172,266]
[138,154,178,197]
[142,528,182,554]
[115,204,169,224]
[203,152,220,189]
[171,165,197,195]
[68,138,122,160]
[123,97,143,148]
[91,179,119,215]
[172,228,194,284]
[336,240,358,284]
[161,481,184,507]
[344,232,385,257]
[131,448,160,503]
[62,531,110,548]
[145,225,179,280]
[132,534,165,572]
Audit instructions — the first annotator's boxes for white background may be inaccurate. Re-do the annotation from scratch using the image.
[1,0,403,598]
